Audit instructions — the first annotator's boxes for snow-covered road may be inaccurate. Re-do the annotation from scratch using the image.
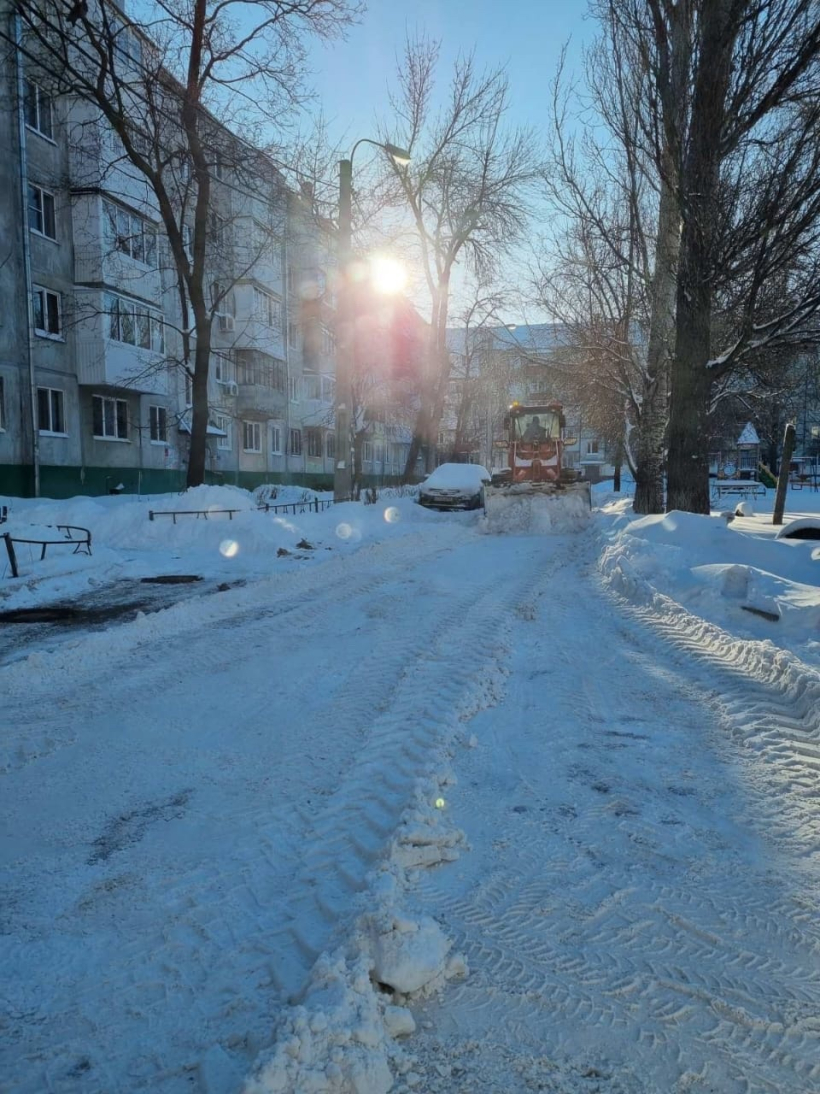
[2,510,819,1094]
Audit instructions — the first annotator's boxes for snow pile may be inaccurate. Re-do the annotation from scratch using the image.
[483,488,591,535]
[598,501,820,665]
[243,775,468,1093]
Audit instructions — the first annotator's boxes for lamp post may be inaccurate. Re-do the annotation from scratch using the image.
[334,140,410,503]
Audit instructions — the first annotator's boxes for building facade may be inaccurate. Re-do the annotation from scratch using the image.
[1,10,413,498]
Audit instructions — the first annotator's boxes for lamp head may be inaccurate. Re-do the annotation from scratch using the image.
[383,142,412,166]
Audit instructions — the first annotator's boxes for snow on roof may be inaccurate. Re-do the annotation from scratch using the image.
[737,422,760,446]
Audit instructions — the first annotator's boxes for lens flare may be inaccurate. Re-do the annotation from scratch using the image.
[384,506,400,524]
[434,797,446,810]
[336,522,353,540]
[370,255,407,295]
[219,539,239,558]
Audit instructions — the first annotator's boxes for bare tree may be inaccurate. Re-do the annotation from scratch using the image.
[375,36,541,479]
[628,0,820,512]
[7,0,359,486]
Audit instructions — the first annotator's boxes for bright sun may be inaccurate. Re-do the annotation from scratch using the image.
[370,255,407,295]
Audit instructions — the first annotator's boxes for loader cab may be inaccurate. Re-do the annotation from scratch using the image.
[506,402,565,443]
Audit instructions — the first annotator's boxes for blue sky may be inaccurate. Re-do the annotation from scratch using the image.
[303,0,594,152]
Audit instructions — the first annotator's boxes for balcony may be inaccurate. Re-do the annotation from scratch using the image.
[235,382,286,417]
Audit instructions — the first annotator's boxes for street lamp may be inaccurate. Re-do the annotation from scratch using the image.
[334,139,411,503]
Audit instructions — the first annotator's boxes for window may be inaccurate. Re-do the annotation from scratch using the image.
[182,223,192,258]
[287,265,297,294]
[305,373,321,401]
[288,320,299,348]
[321,375,335,403]
[104,201,157,266]
[111,18,142,65]
[214,413,231,450]
[375,442,384,465]
[243,420,261,452]
[37,387,65,434]
[254,288,283,329]
[235,351,284,391]
[214,353,234,384]
[149,404,167,442]
[289,375,300,402]
[586,439,599,456]
[25,81,54,140]
[93,395,128,440]
[321,326,335,357]
[364,441,373,463]
[306,429,323,458]
[32,286,61,337]
[106,293,164,353]
[209,210,226,249]
[326,432,335,459]
[271,423,283,455]
[28,184,56,239]
[184,372,193,406]
[289,428,302,456]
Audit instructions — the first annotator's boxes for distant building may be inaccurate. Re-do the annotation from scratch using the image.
[444,323,612,479]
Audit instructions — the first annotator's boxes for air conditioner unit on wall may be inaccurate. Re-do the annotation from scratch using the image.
[227,381,239,396]
[218,314,235,333]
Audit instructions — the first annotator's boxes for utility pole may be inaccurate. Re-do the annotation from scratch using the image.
[333,157,354,503]
[773,423,796,526]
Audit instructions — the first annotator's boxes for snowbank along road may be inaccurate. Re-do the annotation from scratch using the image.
[2,510,819,1093]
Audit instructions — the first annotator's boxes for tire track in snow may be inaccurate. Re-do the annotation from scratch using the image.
[0,528,552,1094]
[403,545,820,1094]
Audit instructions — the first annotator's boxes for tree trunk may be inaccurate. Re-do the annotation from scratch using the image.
[633,175,678,514]
[186,325,211,487]
[665,0,738,514]
[773,423,796,525]
[666,336,713,513]
[353,428,366,500]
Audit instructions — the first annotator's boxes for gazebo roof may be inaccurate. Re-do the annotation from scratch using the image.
[737,422,760,446]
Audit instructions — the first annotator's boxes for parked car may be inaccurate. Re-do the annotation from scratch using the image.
[418,462,492,511]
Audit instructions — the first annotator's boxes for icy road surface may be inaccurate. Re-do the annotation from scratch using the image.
[2,515,819,1093]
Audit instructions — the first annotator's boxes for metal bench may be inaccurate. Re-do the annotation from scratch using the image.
[3,525,92,578]
[712,481,767,502]
[257,499,333,515]
[148,508,244,523]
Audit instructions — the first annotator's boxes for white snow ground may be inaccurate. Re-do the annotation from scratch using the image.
[1,482,819,1093]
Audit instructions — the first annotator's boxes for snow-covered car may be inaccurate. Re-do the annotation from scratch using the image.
[418,462,492,511]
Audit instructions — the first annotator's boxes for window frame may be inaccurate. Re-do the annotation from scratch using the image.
[37,386,66,436]
[149,404,167,443]
[306,428,323,459]
[214,413,232,450]
[289,427,302,456]
[105,292,164,354]
[242,420,262,453]
[32,285,62,339]
[270,422,283,455]
[25,80,54,141]
[92,394,129,441]
[103,200,157,268]
[28,184,57,240]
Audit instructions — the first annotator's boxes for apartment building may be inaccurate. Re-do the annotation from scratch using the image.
[0,10,345,498]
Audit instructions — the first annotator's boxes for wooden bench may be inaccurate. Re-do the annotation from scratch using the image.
[3,525,92,578]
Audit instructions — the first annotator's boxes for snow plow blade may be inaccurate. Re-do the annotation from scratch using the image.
[483,482,592,534]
